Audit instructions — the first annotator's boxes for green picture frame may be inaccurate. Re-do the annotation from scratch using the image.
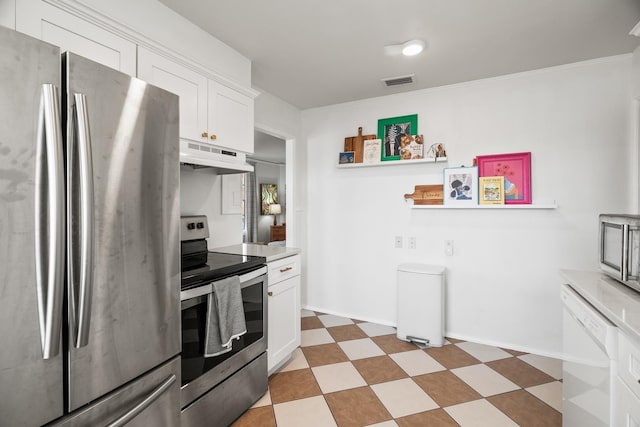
[377,114,418,161]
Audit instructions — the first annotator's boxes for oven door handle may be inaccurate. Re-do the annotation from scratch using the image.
[180,266,267,301]
[181,284,212,301]
[239,266,267,283]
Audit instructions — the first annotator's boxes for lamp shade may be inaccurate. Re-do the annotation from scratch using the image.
[269,204,282,215]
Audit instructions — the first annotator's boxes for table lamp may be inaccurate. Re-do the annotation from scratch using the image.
[269,204,281,226]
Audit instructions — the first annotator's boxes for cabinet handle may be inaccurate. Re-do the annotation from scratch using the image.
[210,134,217,140]
[201,131,208,138]
[280,267,293,273]
[268,291,273,297]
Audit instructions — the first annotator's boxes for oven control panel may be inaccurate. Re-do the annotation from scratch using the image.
[181,215,210,241]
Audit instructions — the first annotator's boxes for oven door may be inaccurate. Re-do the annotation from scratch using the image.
[180,266,267,409]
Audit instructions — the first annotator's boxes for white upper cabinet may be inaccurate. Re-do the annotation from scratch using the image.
[208,81,254,154]
[0,1,15,29]
[138,47,208,143]
[16,0,136,75]
[15,0,255,154]
[139,47,255,154]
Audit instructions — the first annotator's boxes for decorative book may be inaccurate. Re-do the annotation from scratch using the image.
[479,176,505,205]
[399,135,424,160]
[363,139,382,164]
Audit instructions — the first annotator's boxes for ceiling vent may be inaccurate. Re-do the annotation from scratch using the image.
[382,74,414,87]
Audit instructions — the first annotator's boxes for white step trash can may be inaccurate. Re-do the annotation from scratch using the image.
[396,263,445,347]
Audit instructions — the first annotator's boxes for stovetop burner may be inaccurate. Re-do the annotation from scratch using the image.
[181,251,265,290]
[179,215,266,290]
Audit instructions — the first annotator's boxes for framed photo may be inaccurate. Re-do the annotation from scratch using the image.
[338,151,355,164]
[377,114,418,161]
[261,184,278,215]
[476,152,531,204]
[479,176,505,205]
[443,166,478,205]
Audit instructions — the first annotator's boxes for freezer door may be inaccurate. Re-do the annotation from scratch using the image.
[0,26,65,426]
[52,356,180,427]
[64,53,181,411]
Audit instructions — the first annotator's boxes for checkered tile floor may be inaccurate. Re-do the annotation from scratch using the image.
[233,310,563,427]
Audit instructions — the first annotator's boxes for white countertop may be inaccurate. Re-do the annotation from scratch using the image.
[212,243,301,263]
[560,269,640,343]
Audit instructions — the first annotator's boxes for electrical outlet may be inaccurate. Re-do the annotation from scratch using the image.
[395,236,403,248]
[408,237,416,249]
[445,240,454,256]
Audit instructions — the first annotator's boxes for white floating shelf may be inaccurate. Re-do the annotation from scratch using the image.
[337,157,448,169]
[408,203,558,210]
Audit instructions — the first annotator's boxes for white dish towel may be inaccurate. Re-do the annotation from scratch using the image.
[204,275,247,357]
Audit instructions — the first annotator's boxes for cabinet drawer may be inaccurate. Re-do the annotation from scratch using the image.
[618,332,640,400]
[268,254,300,286]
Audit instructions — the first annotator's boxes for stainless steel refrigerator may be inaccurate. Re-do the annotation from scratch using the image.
[0,26,181,426]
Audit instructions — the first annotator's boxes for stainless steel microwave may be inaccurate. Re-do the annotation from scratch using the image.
[600,214,640,293]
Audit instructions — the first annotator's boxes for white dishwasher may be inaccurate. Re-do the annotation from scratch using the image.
[561,284,617,427]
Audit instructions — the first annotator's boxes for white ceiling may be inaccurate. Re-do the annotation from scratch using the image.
[159,0,640,110]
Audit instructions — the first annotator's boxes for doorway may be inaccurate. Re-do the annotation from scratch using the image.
[244,130,286,244]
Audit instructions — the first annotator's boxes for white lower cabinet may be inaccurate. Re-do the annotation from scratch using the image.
[614,332,640,426]
[267,254,301,374]
[614,377,640,427]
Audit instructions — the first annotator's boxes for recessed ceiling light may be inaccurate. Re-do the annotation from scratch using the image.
[384,39,426,57]
[401,39,425,56]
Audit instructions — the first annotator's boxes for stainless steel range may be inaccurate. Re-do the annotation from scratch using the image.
[179,216,268,427]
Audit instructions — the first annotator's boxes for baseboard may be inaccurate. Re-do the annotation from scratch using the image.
[444,332,564,360]
[301,305,563,359]
[301,305,396,328]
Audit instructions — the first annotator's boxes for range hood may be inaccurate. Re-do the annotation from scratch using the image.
[179,139,253,174]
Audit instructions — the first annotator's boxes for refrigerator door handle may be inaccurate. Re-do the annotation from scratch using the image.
[35,84,65,359]
[69,93,95,348]
[105,374,177,427]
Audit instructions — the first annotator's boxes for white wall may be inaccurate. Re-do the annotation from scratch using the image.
[254,86,301,139]
[180,166,243,248]
[632,46,640,213]
[632,46,640,98]
[301,55,634,357]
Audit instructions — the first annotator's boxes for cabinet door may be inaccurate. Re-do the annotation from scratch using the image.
[613,376,640,426]
[16,0,136,75]
[617,332,640,398]
[0,0,15,29]
[208,81,254,153]
[138,46,207,143]
[267,275,300,373]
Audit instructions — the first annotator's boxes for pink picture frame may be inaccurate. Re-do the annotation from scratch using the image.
[476,152,531,204]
